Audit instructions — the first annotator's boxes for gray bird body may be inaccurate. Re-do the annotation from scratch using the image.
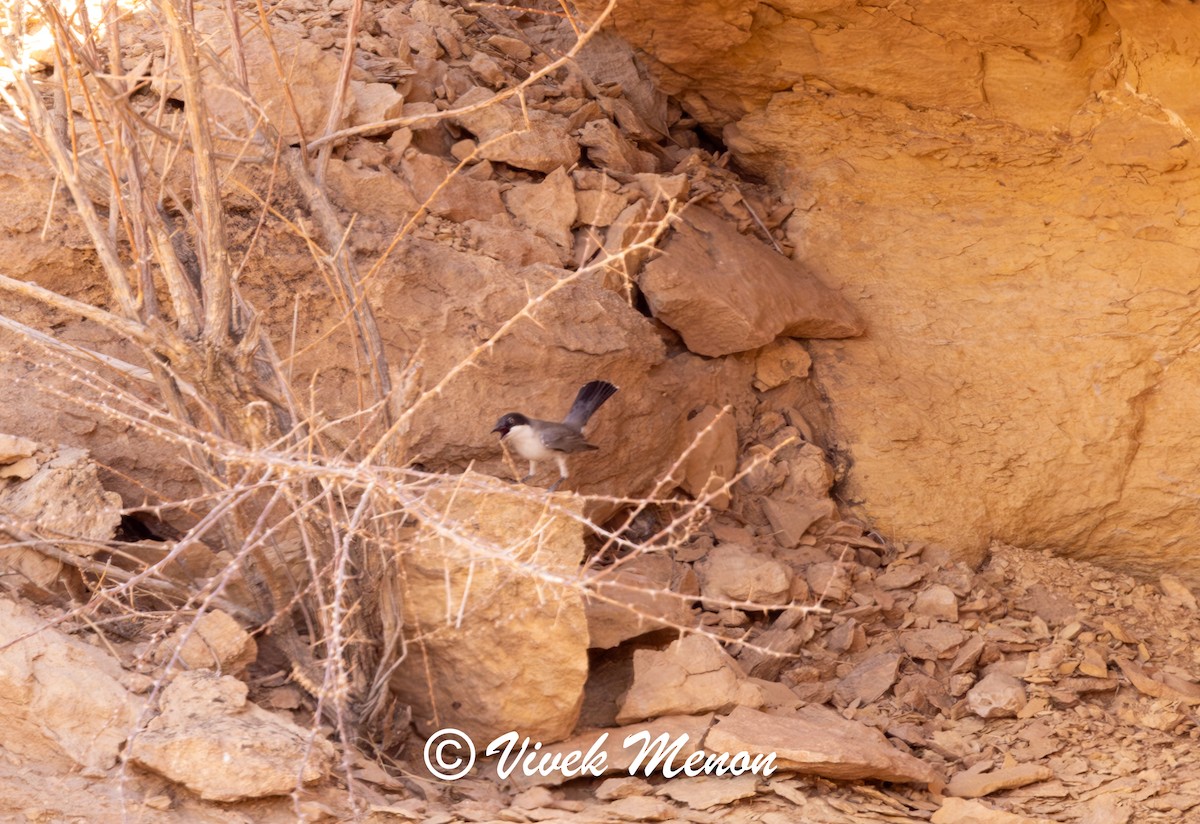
[493,380,618,491]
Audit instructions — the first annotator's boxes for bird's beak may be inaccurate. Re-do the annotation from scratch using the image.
[491,424,504,434]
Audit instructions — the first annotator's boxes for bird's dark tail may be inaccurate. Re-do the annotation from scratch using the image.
[564,380,618,429]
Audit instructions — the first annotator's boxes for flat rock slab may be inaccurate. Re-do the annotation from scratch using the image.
[705,705,939,785]
[638,206,863,357]
[948,763,1054,798]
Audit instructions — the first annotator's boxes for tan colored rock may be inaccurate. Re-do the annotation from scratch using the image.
[0,597,142,773]
[452,87,579,173]
[914,584,960,622]
[389,476,588,744]
[504,167,578,252]
[761,497,832,548]
[832,652,900,708]
[806,562,851,604]
[130,672,335,802]
[615,635,749,724]
[577,118,658,174]
[638,207,864,357]
[169,610,258,675]
[1159,575,1198,610]
[400,152,507,223]
[705,705,939,784]
[349,81,406,133]
[657,773,760,809]
[968,673,1027,719]
[576,187,632,227]
[753,339,811,392]
[325,159,422,225]
[0,457,37,480]
[596,776,652,799]
[947,763,1054,799]
[675,405,737,509]
[0,446,121,588]
[695,544,792,607]
[0,433,37,464]
[900,624,967,661]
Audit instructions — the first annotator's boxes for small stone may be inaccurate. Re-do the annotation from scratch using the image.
[967,673,1027,719]
[169,609,258,675]
[901,624,967,660]
[875,564,928,590]
[762,497,834,548]
[467,51,506,86]
[933,797,1051,824]
[0,433,37,463]
[511,787,555,810]
[615,635,745,724]
[913,584,959,622]
[349,81,405,132]
[0,457,37,480]
[503,166,578,250]
[696,544,793,607]
[833,653,900,707]
[129,672,335,802]
[753,338,812,391]
[656,774,760,810]
[806,562,851,604]
[1078,645,1109,678]
[706,705,938,784]
[486,34,532,61]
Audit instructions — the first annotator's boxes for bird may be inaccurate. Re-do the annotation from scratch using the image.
[492,380,618,492]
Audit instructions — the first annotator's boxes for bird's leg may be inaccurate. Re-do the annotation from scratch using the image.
[547,456,569,493]
[521,461,536,483]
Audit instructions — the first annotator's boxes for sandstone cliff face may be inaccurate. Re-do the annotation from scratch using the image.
[592,0,1200,583]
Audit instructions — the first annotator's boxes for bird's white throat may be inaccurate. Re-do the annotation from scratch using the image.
[504,424,555,460]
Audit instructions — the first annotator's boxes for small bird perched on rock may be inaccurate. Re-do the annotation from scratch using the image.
[492,380,618,492]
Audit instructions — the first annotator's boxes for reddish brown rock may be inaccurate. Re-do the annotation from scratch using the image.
[674,405,738,510]
[452,87,580,173]
[616,635,753,724]
[638,207,863,357]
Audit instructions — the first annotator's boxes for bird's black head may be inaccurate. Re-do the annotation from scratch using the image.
[491,412,529,436]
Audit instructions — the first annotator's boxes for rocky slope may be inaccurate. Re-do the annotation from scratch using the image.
[3,1,1200,822]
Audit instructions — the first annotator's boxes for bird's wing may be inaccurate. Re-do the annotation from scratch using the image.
[539,423,599,453]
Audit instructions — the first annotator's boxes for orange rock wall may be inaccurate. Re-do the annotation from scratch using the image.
[595,0,1200,583]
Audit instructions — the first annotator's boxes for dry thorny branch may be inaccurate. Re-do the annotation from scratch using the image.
[0,0,839,792]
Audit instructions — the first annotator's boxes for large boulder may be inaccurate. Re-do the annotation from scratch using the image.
[389,475,590,744]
